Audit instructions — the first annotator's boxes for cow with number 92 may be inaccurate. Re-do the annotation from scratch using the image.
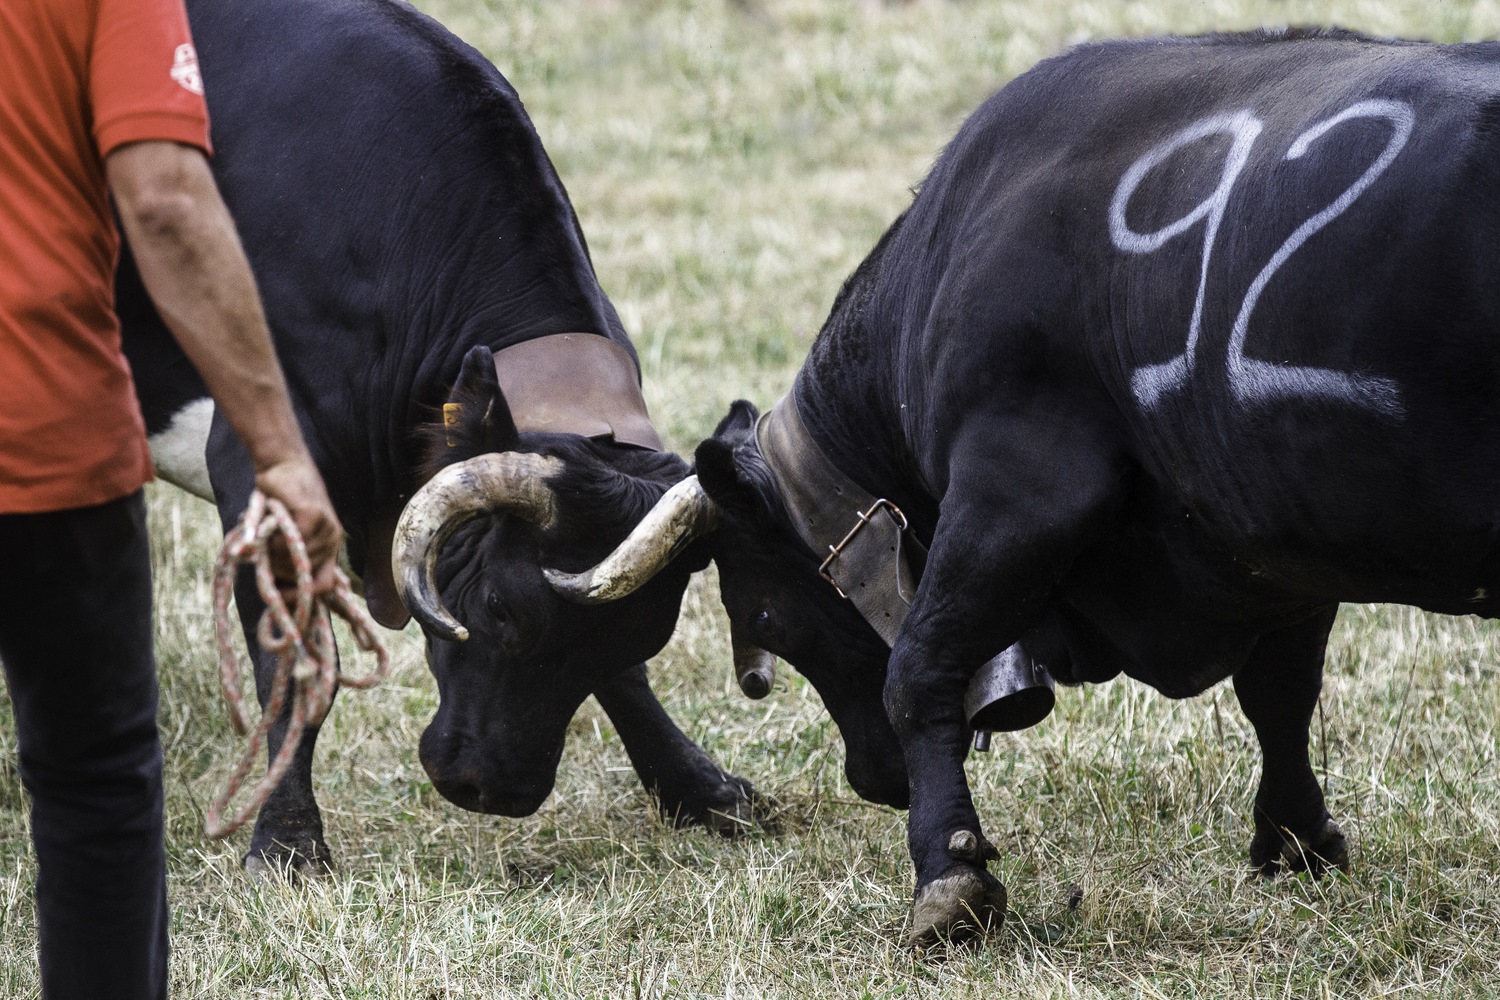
[548,28,1500,947]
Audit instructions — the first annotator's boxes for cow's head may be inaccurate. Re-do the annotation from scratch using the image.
[546,400,909,807]
[392,347,707,816]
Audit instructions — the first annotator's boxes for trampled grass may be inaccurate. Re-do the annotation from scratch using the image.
[4,0,1500,995]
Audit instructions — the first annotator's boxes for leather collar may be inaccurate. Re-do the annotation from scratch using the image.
[755,391,918,646]
[754,393,1057,735]
[493,333,663,451]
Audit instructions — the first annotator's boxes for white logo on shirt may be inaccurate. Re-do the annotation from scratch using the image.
[170,43,203,96]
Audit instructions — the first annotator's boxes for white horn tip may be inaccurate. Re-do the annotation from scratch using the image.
[543,567,606,604]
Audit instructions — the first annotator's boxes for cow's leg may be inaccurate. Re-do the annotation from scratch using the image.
[227,567,338,875]
[592,663,765,835]
[208,425,335,876]
[886,453,1115,948]
[1232,606,1347,877]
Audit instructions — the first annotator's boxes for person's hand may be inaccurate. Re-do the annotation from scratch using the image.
[254,455,344,594]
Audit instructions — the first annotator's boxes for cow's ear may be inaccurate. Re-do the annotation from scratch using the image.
[696,400,775,522]
[694,436,742,501]
[711,399,759,439]
[446,346,520,454]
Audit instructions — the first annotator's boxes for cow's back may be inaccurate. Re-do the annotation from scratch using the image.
[881,31,1500,608]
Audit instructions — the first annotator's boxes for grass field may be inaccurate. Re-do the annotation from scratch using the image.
[5,0,1500,996]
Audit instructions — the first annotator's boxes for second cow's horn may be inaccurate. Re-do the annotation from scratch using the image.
[544,475,718,604]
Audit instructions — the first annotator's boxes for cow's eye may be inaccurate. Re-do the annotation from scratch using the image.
[486,591,507,621]
[751,608,778,643]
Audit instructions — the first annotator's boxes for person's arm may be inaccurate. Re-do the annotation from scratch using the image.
[106,139,343,587]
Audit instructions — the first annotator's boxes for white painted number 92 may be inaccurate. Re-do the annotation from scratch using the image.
[1110,99,1413,416]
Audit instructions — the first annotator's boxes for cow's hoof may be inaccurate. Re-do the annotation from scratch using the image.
[906,867,1007,950]
[243,841,334,881]
[659,772,776,837]
[1250,815,1348,878]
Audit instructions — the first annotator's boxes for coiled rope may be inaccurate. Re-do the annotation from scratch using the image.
[206,490,390,840]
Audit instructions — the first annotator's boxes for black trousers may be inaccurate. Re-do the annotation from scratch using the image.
[0,491,166,1000]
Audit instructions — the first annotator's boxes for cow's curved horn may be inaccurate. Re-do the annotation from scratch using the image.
[543,475,718,604]
[393,452,564,642]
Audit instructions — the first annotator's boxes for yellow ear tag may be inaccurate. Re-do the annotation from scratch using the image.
[443,403,463,447]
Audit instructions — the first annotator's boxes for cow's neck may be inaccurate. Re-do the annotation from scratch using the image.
[755,391,920,646]
[790,212,937,541]
[375,149,627,497]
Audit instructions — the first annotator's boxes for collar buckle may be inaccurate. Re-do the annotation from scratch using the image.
[817,498,908,597]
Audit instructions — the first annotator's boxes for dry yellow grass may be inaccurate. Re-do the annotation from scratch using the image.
[3,1,1500,996]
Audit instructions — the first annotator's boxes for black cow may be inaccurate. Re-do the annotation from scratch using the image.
[122,0,759,873]
[552,29,1500,945]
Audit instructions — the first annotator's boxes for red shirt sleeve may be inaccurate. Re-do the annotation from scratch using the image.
[89,0,211,158]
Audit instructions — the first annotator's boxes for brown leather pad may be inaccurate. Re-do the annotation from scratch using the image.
[493,334,663,451]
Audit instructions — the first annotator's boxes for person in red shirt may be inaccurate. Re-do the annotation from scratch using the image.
[0,0,342,996]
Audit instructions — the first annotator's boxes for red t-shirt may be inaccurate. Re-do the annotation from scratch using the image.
[0,0,211,513]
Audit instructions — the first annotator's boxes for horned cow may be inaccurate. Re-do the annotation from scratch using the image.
[560,29,1500,944]
[124,0,762,872]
